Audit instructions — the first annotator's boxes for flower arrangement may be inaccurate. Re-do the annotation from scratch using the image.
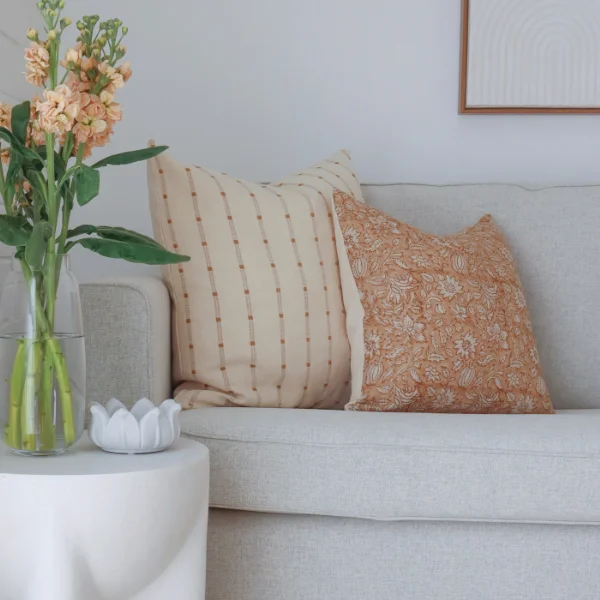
[0,0,188,454]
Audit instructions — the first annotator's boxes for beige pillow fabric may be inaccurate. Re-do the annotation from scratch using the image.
[148,150,364,409]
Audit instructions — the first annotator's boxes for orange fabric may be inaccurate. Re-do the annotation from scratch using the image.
[333,190,554,414]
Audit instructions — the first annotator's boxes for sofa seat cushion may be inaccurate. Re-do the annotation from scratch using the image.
[181,407,600,525]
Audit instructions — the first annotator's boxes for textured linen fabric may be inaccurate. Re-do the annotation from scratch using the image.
[207,510,600,600]
[333,190,553,413]
[81,278,171,408]
[147,151,364,409]
[363,183,600,411]
[182,407,600,524]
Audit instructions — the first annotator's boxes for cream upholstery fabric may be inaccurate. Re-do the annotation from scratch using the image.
[81,278,171,408]
[182,406,600,524]
[208,510,600,600]
[148,151,364,409]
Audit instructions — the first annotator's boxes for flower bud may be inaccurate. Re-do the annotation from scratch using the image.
[48,9,57,17]
[122,26,129,35]
[98,36,107,45]
[27,28,38,41]
[118,45,127,54]
[60,17,71,28]
[76,21,85,30]
[114,19,122,27]
[36,1,44,9]
[47,29,57,40]
[59,0,65,7]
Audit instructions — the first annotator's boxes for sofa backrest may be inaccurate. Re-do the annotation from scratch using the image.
[361,183,600,411]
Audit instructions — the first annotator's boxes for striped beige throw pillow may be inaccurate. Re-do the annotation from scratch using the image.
[147,150,365,409]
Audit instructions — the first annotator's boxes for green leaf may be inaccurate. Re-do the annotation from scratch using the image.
[0,127,41,163]
[10,102,30,145]
[91,146,168,169]
[0,127,16,145]
[6,152,23,187]
[66,224,97,238]
[74,165,100,206]
[0,215,30,246]
[67,224,164,249]
[75,237,190,265]
[25,221,51,271]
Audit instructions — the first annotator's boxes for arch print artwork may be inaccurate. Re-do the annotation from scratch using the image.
[460,0,600,113]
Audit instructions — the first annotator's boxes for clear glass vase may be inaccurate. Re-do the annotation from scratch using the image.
[0,255,85,456]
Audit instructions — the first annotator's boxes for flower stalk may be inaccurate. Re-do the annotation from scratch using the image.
[0,0,188,454]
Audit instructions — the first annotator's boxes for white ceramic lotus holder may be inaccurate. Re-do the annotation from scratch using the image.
[89,398,181,454]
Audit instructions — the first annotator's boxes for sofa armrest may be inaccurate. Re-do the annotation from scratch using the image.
[81,276,171,408]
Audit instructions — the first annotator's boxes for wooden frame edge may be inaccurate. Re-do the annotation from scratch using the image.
[458,0,600,115]
[458,0,470,114]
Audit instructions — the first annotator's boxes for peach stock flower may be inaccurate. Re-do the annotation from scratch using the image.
[36,85,80,135]
[25,42,50,87]
[99,90,122,124]
[0,103,11,165]
[24,97,45,147]
[0,103,11,128]
[98,62,125,93]
[118,61,132,82]
[67,71,91,93]
[61,43,84,68]
[73,93,107,145]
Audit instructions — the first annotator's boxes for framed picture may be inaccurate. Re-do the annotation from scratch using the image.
[460,0,600,114]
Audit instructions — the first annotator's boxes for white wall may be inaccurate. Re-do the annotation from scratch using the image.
[0,1,40,106]
[9,0,600,279]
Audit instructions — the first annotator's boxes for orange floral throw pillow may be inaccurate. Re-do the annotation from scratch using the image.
[333,190,554,414]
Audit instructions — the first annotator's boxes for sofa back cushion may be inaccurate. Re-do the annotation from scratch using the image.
[362,183,600,410]
[148,150,364,409]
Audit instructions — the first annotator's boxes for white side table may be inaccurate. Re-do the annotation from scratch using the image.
[0,434,209,600]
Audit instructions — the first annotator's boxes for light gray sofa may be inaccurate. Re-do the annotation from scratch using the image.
[82,183,600,600]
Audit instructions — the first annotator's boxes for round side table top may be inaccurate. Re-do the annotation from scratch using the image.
[0,433,208,477]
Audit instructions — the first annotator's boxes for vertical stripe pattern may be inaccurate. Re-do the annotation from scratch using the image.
[196,167,261,405]
[266,186,312,406]
[156,158,196,377]
[240,179,287,407]
[280,185,335,401]
[186,168,228,391]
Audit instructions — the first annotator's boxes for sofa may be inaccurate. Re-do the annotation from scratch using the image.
[82,183,600,600]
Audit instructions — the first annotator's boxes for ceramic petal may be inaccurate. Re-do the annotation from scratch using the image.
[130,397,155,423]
[103,408,140,450]
[159,399,182,441]
[106,397,127,418]
[89,403,109,447]
[139,407,161,449]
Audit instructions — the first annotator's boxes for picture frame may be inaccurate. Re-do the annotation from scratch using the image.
[459,0,600,114]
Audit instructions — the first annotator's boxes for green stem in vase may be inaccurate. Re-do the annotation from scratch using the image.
[47,337,75,446]
[7,339,27,449]
[38,343,56,451]
[21,340,41,452]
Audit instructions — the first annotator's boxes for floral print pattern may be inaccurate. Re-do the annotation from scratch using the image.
[334,190,554,414]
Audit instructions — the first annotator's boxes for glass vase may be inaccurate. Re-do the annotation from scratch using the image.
[0,255,85,456]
